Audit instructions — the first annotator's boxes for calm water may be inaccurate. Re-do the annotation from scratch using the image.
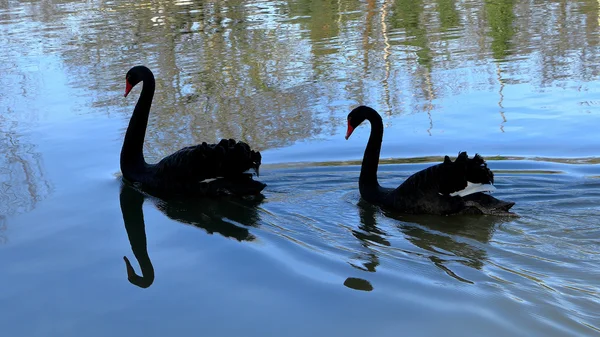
[1,0,600,335]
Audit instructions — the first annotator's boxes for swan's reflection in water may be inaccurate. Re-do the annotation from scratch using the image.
[351,199,511,285]
[119,182,264,288]
[120,184,154,288]
[394,212,507,284]
[349,200,391,273]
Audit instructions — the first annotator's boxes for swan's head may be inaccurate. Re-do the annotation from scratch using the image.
[345,105,379,140]
[124,66,151,97]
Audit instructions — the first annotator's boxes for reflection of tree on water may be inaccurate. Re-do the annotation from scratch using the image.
[0,216,6,244]
[389,0,440,136]
[0,8,54,244]
[9,0,600,148]
[390,0,431,68]
[436,0,461,31]
[0,118,52,244]
[484,0,516,61]
[352,199,509,284]
[496,63,508,133]
[119,182,264,288]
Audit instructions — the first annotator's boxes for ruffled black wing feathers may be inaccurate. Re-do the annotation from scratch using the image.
[387,152,509,215]
[457,152,494,185]
[155,138,261,181]
[397,152,494,197]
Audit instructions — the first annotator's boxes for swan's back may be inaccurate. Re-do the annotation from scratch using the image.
[145,138,265,197]
[156,139,261,177]
[388,152,496,214]
[396,152,493,195]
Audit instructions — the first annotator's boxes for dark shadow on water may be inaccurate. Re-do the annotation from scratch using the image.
[353,199,511,284]
[119,182,264,288]
[343,277,373,292]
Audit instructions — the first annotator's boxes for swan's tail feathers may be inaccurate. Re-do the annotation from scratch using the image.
[149,139,266,198]
[464,152,494,185]
[213,139,263,178]
[243,163,260,177]
[436,151,497,197]
[250,149,262,177]
[450,182,496,197]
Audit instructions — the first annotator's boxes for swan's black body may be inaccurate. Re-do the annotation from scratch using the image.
[121,65,266,198]
[346,106,515,216]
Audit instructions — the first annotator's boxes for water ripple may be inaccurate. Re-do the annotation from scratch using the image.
[249,163,600,334]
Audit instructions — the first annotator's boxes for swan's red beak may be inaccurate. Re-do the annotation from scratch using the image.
[124,81,133,97]
[345,122,355,140]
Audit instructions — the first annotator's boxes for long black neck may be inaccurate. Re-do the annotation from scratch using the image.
[120,186,155,288]
[359,110,384,188]
[120,70,155,178]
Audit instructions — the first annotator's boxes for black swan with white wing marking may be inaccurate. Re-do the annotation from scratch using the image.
[345,106,515,216]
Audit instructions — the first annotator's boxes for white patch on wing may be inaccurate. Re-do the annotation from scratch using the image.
[450,181,496,197]
[243,168,258,176]
[200,177,223,184]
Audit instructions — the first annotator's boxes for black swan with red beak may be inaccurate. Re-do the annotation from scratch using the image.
[345,106,515,216]
[121,65,266,198]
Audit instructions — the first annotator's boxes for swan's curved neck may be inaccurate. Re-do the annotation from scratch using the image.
[120,72,155,176]
[360,111,384,187]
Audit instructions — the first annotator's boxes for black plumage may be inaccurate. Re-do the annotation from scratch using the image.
[121,66,266,198]
[395,152,494,197]
[345,105,515,216]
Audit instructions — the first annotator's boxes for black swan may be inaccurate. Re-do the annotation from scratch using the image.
[345,105,515,216]
[121,65,266,198]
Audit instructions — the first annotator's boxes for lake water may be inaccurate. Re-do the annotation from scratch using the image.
[1,0,600,335]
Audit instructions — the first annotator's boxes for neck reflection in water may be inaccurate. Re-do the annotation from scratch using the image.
[119,182,265,288]
[352,199,511,284]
